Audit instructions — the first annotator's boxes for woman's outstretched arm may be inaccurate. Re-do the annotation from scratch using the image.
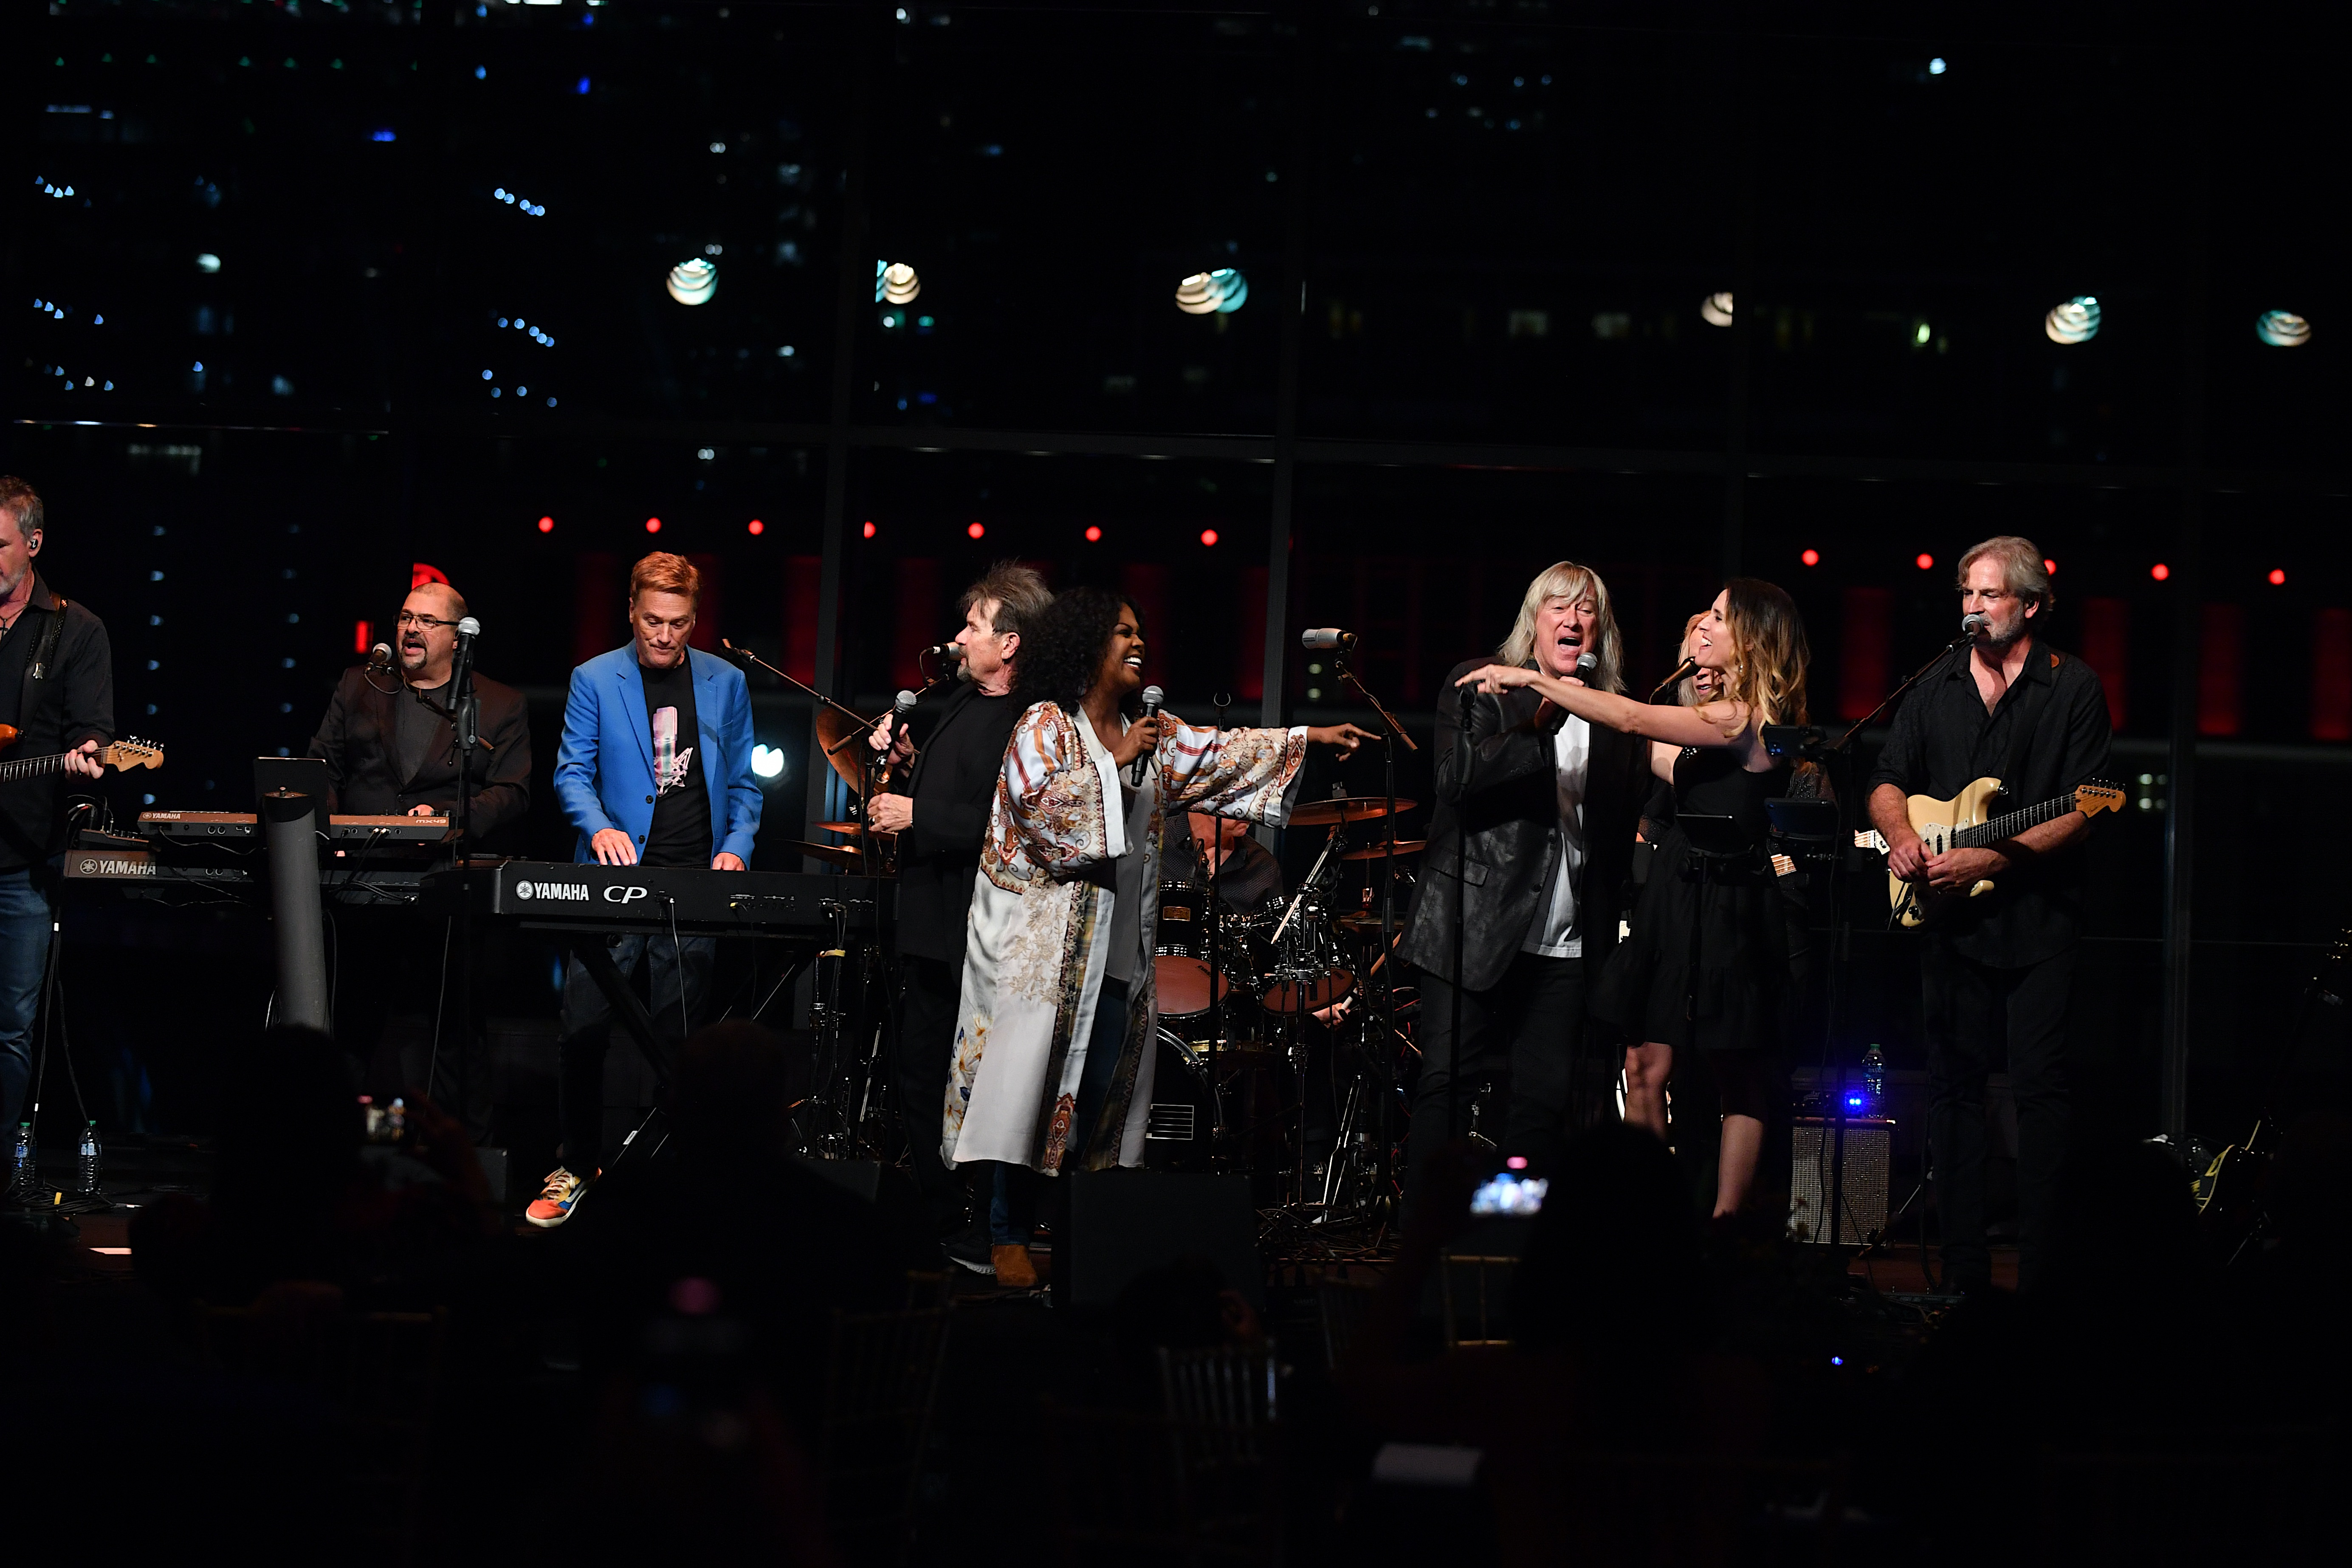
[1455,663,1751,751]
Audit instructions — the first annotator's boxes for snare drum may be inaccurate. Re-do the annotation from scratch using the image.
[1246,891,1356,1015]
[1153,881,1232,1020]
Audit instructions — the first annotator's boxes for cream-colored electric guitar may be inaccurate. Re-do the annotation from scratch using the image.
[1866,777,2125,928]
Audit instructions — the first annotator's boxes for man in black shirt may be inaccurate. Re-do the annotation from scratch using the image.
[0,478,112,1146]
[1867,535,2112,1293]
[865,564,1050,1270]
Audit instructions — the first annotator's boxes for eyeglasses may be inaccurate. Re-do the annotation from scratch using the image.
[396,611,462,629]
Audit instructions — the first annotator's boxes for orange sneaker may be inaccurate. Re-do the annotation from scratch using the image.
[525,1167,591,1228]
[990,1244,1038,1289]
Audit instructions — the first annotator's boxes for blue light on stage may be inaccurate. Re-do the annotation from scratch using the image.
[2045,296,2100,344]
[577,77,591,94]
[1847,1095,1865,1109]
[751,745,786,779]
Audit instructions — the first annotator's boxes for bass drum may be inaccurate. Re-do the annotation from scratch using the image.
[1153,880,1232,1021]
[1141,1027,1218,1172]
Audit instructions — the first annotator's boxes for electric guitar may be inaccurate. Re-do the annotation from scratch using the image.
[1873,777,2125,928]
[0,728,166,781]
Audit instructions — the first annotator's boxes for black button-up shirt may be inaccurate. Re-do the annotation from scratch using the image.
[1865,635,2112,967]
[0,577,115,873]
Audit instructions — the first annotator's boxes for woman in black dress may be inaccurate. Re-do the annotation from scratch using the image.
[1458,578,1810,1216]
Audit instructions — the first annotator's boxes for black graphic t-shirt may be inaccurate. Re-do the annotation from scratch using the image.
[639,657,713,868]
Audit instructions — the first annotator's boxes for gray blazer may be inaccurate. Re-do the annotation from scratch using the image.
[1398,657,1649,992]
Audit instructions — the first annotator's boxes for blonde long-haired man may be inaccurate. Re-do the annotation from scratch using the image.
[1396,561,1653,1213]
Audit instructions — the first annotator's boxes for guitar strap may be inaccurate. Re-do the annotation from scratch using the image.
[1994,647,2059,806]
[22,591,68,717]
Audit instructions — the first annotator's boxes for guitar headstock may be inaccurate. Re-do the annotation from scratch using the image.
[2075,779,2126,818]
[102,737,166,772]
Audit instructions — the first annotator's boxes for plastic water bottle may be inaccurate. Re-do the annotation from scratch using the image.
[75,1121,102,1200]
[10,1122,36,1206]
[1861,1046,1886,1113]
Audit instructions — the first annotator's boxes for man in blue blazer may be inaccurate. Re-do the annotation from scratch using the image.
[528,551,763,1227]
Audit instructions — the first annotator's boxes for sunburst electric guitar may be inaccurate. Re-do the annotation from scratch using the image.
[0,727,166,781]
[1868,777,2125,928]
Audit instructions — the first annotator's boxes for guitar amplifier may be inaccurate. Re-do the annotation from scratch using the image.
[1788,1117,1894,1244]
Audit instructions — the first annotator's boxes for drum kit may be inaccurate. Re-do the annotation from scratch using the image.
[1146,791,1424,1239]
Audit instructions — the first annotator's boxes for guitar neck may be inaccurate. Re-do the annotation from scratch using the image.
[1957,793,2076,847]
[0,751,80,783]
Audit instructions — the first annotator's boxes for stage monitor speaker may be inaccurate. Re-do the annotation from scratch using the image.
[790,1155,940,1274]
[1789,1117,1893,1244]
[1064,1168,1263,1312]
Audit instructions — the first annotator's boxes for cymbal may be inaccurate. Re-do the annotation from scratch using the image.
[1335,910,1409,935]
[813,707,875,797]
[818,820,864,835]
[1340,838,1426,862]
[1288,796,1418,826]
[782,839,866,871]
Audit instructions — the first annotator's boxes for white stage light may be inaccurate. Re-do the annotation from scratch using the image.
[2045,296,2100,344]
[668,258,717,305]
[1700,292,1734,327]
[2256,310,2311,347]
[1175,268,1247,316]
[881,262,920,305]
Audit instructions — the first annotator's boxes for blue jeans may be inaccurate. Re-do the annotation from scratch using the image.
[556,930,716,1173]
[987,976,1130,1244]
[0,865,58,1136]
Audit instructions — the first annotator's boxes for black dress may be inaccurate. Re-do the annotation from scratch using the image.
[1595,746,1791,1053]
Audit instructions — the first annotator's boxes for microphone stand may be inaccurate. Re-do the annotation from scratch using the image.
[446,630,482,1143]
[1205,693,1230,1173]
[720,639,893,871]
[1331,651,1419,1221]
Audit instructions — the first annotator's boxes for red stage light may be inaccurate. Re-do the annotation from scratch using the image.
[862,520,877,539]
[967,521,985,539]
[2269,567,2286,585]
[537,516,554,534]
[2151,563,2170,581]
[353,620,372,654]
[1801,548,1819,566]
[645,517,662,534]
[1200,528,1219,547]
[2043,557,2057,574]
[1915,553,1934,570]
[1084,525,1103,542]
[747,519,764,536]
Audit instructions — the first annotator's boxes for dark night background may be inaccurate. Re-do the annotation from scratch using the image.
[8,0,2347,1159]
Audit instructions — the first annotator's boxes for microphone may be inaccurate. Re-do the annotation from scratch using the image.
[1649,656,1698,702]
[1960,612,1989,637]
[456,615,481,646]
[921,642,968,662]
[1300,628,1359,651]
[1128,685,1164,787]
[1574,651,1599,683]
[365,642,395,675]
[890,686,919,737]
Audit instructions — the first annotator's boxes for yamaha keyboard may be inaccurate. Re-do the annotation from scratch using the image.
[456,861,883,934]
[140,810,457,844]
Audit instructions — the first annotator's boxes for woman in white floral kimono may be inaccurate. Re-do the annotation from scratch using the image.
[943,586,1372,1285]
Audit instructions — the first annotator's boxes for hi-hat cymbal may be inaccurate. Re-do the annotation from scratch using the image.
[782,839,866,871]
[813,707,877,797]
[1340,838,1426,862]
[1288,796,1418,826]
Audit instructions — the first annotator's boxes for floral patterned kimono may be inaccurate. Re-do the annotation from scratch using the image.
[943,702,1307,1176]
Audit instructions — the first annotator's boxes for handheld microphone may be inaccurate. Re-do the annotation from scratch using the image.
[1960,612,1989,637]
[1129,685,1164,787]
[1649,656,1698,702]
[891,686,919,735]
[1300,628,1359,651]
[1573,652,1599,683]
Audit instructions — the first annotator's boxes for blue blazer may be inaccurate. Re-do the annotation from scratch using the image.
[553,645,763,867]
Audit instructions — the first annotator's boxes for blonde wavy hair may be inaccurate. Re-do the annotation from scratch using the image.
[1497,561,1625,694]
[1713,577,1810,729]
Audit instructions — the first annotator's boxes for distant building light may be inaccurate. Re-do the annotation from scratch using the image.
[577,77,591,94]
[779,344,796,357]
[2256,310,2311,347]
[1700,292,1735,327]
[1929,56,1947,74]
[2045,296,2101,345]
[474,65,486,80]
[371,128,397,142]
[196,253,221,273]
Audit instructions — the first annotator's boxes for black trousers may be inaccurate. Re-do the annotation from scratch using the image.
[1407,952,1584,1213]
[555,931,715,1176]
[892,953,969,1235]
[1920,939,2075,1293]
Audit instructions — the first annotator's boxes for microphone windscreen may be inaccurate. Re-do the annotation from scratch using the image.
[1300,628,1343,650]
[1574,652,1598,679]
[457,616,482,637]
[894,688,920,712]
[1140,685,1165,710]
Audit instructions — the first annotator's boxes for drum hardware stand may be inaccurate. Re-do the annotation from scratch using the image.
[1332,649,1417,1230]
[1204,692,1236,1173]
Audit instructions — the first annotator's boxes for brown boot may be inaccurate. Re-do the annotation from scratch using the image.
[991,1244,1038,1289]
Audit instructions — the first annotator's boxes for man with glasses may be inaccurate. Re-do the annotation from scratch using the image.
[307,578,532,1133]
[308,579,532,834]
